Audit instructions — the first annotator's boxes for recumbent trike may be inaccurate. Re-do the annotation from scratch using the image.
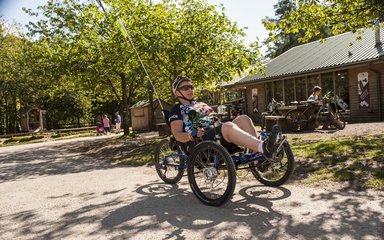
[154,110,295,206]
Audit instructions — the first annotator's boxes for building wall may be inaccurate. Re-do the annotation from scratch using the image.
[242,61,384,123]
[245,83,265,123]
[131,107,150,131]
[349,62,384,122]
[131,101,173,131]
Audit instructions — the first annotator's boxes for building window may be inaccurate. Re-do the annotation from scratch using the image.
[284,78,295,104]
[307,74,320,97]
[274,80,284,102]
[336,70,349,106]
[265,82,273,104]
[295,77,306,101]
[321,72,334,95]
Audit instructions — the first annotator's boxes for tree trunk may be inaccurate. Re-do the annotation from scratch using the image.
[5,93,9,134]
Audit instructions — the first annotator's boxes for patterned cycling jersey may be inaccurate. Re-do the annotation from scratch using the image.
[169,101,214,137]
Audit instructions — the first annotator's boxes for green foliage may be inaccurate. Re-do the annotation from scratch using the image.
[270,0,384,44]
[263,0,333,58]
[20,0,262,134]
[2,0,262,134]
[45,82,93,128]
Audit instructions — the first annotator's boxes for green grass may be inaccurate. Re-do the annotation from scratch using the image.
[110,139,160,166]
[52,130,95,139]
[1,135,45,146]
[0,130,96,147]
[291,134,384,190]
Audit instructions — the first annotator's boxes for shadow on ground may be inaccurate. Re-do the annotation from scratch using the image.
[0,136,159,183]
[3,180,382,239]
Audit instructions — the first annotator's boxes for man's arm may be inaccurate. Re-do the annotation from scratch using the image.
[170,120,194,143]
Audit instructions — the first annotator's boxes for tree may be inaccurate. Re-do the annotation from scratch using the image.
[270,0,384,44]
[25,0,262,134]
[263,0,332,58]
[0,19,41,133]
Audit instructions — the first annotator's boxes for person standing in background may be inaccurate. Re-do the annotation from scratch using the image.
[103,114,110,135]
[115,112,122,134]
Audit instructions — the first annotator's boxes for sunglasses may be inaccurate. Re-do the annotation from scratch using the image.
[178,85,194,91]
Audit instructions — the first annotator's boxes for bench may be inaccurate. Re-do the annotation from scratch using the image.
[264,115,287,131]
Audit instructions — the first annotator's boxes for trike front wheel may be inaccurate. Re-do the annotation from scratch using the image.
[249,141,295,186]
[187,141,236,206]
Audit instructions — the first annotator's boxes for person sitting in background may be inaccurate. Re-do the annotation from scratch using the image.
[308,86,344,129]
[307,86,322,102]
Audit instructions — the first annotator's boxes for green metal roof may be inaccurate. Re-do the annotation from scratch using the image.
[130,99,169,109]
[237,27,384,84]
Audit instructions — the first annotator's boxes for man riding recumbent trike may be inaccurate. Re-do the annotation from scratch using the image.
[154,76,295,206]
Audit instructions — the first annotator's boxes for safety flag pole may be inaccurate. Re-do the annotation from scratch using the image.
[94,0,164,111]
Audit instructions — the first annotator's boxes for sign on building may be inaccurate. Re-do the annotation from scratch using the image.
[357,72,369,108]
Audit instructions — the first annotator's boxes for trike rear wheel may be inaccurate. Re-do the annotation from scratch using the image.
[154,139,185,184]
[187,141,236,206]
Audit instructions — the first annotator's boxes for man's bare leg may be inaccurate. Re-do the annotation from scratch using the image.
[220,121,262,153]
[232,115,257,137]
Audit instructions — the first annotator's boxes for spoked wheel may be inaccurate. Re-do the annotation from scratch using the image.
[334,110,346,130]
[249,141,295,186]
[154,138,185,184]
[285,109,308,132]
[187,141,236,206]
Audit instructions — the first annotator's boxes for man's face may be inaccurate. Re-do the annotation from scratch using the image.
[176,81,194,99]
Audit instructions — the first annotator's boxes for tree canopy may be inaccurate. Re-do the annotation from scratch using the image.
[1,0,263,134]
[267,0,384,45]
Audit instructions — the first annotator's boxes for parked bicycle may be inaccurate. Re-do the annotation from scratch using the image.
[285,91,346,132]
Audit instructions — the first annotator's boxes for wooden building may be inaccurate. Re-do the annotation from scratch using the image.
[130,99,171,131]
[229,26,384,123]
[19,106,47,132]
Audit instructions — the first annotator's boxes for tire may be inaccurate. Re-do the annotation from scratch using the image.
[249,141,295,187]
[285,109,308,132]
[187,141,236,206]
[334,110,346,130]
[154,138,185,184]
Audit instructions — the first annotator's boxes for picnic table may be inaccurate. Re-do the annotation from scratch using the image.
[264,102,321,131]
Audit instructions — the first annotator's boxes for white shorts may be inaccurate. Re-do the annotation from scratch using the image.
[115,123,121,130]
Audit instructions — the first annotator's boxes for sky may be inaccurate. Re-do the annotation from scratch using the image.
[0,0,278,51]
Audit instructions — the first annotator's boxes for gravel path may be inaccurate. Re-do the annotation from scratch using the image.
[283,121,384,141]
[0,123,383,239]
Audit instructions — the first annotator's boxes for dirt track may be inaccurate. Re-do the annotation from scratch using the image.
[0,123,383,239]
